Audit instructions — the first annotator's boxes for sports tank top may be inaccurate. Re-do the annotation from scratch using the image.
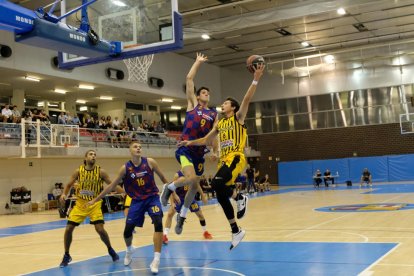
[77,165,104,201]
[180,104,217,157]
[123,157,159,200]
[217,114,247,159]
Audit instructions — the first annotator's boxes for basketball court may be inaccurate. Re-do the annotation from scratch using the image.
[2,0,414,275]
[1,184,414,275]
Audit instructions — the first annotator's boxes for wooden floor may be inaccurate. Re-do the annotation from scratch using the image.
[2,184,414,275]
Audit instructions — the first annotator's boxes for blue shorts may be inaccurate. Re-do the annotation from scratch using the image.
[174,196,200,213]
[175,146,205,176]
[127,195,163,227]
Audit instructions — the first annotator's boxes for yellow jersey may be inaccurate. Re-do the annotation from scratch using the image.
[217,114,247,159]
[76,165,104,201]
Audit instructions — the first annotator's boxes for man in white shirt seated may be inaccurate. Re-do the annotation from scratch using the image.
[2,104,13,123]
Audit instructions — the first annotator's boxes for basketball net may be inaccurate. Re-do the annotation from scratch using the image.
[123,54,154,83]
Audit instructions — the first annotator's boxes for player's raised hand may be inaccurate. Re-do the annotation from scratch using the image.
[196,52,208,63]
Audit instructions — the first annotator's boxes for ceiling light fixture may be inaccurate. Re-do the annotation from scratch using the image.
[78,84,95,90]
[171,105,181,110]
[337,8,346,15]
[276,28,292,36]
[161,98,173,102]
[54,89,67,94]
[353,23,368,32]
[76,99,86,104]
[112,0,126,7]
[324,55,335,64]
[100,96,113,100]
[301,41,310,47]
[25,76,40,82]
[227,44,240,51]
[201,34,210,40]
[48,103,59,107]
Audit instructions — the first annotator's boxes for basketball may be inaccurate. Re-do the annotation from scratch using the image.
[246,55,265,73]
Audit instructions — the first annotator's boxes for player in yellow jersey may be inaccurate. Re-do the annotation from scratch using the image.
[58,150,122,267]
[178,63,265,250]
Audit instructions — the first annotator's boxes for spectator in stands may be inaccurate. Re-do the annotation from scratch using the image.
[313,169,322,188]
[112,117,121,129]
[72,114,80,126]
[154,121,165,133]
[360,168,372,188]
[254,169,260,190]
[1,104,13,122]
[126,118,134,131]
[52,183,63,200]
[58,112,66,124]
[32,108,41,121]
[97,116,106,129]
[324,169,334,187]
[246,164,257,193]
[40,109,50,123]
[105,116,112,129]
[11,105,21,123]
[258,174,271,192]
[66,112,73,125]
[141,120,150,131]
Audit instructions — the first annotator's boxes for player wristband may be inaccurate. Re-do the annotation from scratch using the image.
[252,80,258,86]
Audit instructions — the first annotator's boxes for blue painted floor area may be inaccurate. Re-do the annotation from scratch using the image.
[26,241,397,276]
[0,212,126,238]
[360,183,414,194]
[0,192,275,238]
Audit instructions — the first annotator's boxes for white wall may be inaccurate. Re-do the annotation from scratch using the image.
[0,154,218,214]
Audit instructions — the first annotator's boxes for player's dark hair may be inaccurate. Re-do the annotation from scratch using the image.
[196,86,209,96]
[226,97,240,113]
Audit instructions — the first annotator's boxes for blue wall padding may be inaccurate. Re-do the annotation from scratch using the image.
[278,161,313,185]
[388,154,414,181]
[278,154,413,185]
[348,156,388,183]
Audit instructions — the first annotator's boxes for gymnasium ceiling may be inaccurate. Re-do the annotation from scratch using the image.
[3,0,414,110]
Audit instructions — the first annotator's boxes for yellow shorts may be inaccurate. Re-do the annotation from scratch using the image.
[124,195,132,208]
[218,152,246,186]
[68,199,103,226]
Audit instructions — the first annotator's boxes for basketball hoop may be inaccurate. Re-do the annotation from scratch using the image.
[123,54,154,83]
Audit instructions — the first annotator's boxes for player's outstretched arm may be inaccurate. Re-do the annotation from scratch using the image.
[186,53,208,110]
[236,64,265,125]
[60,169,79,204]
[88,165,126,205]
[178,121,219,148]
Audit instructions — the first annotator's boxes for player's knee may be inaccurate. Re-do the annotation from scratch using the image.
[152,215,163,232]
[123,224,135,239]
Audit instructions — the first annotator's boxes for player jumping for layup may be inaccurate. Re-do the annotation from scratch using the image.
[160,53,218,235]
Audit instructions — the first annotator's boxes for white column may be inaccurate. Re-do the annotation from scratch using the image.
[65,93,77,116]
[11,88,25,110]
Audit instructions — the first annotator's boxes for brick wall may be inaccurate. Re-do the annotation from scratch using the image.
[248,123,414,184]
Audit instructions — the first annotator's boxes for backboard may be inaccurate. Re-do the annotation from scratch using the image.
[399,113,414,134]
[58,0,182,69]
